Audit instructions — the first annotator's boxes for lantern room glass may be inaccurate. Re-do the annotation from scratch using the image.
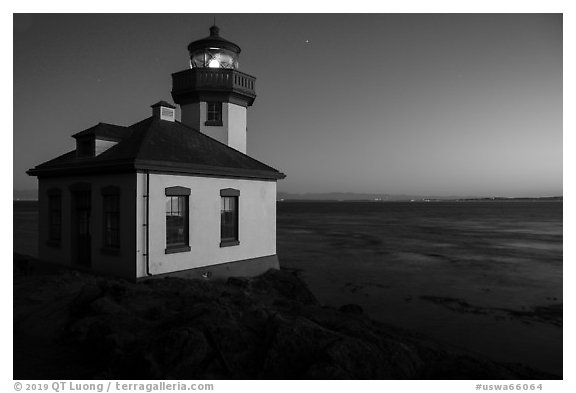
[189,48,239,69]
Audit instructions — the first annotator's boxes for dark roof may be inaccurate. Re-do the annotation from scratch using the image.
[28,117,285,180]
[72,122,132,141]
[187,25,241,54]
[151,101,176,109]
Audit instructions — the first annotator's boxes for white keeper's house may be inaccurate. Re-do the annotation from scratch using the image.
[27,25,286,280]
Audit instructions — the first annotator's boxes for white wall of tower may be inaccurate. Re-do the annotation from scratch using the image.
[180,102,247,154]
[226,103,247,154]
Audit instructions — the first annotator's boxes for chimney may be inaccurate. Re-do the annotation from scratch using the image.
[151,101,176,122]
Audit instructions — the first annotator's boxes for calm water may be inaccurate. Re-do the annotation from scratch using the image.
[277,201,563,376]
[13,200,563,375]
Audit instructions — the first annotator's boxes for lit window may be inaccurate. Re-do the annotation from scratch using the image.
[206,102,222,126]
[48,190,61,245]
[165,186,191,253]
[208,59,220,68]
[220,188,239,247]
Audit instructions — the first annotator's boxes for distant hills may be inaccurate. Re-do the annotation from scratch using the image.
[277,192,442,201]
[277,192,562,202]
[14,189,562,202]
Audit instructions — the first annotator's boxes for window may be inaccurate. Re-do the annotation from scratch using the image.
[205,102,223,126]
[47,189,61,245]
[165,186,191,253]
[220,188,239,247]
[102,187,120,251]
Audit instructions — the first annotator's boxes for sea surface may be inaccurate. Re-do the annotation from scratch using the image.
[276,201,563,376]
[13,200,563,376]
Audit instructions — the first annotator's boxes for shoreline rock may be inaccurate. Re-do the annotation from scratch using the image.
[13,256,559,380]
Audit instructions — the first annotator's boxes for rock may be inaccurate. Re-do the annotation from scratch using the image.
[307,337,389,379]
[339,304,364,315]
[13,264,559,380]
[90,296,128,315]
[227,276,250,288]
[248,269,319,306]
[70,284,103,317]
[259,313,336,378]
[150,327,211,379]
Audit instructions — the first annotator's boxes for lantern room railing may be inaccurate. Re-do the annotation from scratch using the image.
[172,68,256,98]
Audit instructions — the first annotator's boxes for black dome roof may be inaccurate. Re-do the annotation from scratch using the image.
[187,25,241,54]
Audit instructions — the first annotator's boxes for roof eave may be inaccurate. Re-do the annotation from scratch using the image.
[71,123,130,140]
[134,159,286,180]
[26,160,137,178]
[26,159,286,181]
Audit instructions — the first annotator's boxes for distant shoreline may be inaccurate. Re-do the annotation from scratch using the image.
[14,198,563,205]
[276,197,563,203]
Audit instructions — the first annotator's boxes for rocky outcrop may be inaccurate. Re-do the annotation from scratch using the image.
[13,260,556,379]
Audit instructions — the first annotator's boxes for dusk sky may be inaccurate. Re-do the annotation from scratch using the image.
[13,13,562,197]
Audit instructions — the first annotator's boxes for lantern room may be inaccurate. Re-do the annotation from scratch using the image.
[188,25,241,69]
[172,24,256,154]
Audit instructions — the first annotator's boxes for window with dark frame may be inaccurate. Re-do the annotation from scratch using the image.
[220,188,239,246]
[166,196,188,246]
[165,186,191,253]
[206,102,222,126]
[103,193,120,249]
[48,192,61,243]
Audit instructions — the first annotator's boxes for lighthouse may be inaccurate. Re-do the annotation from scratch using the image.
[171,25,256,154]
[28,24,285,280]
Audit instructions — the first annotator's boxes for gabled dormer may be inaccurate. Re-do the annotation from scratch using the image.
[151,101,176,122]
[72,123,131,158]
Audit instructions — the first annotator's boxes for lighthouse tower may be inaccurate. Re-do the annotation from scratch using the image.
[171,25,256,154]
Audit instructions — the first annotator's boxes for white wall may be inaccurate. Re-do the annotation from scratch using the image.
[37,173,137,279]
[135,173,277,278]
[95,139,118,156]
[180,102,247,153]
[227,103,247,154]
